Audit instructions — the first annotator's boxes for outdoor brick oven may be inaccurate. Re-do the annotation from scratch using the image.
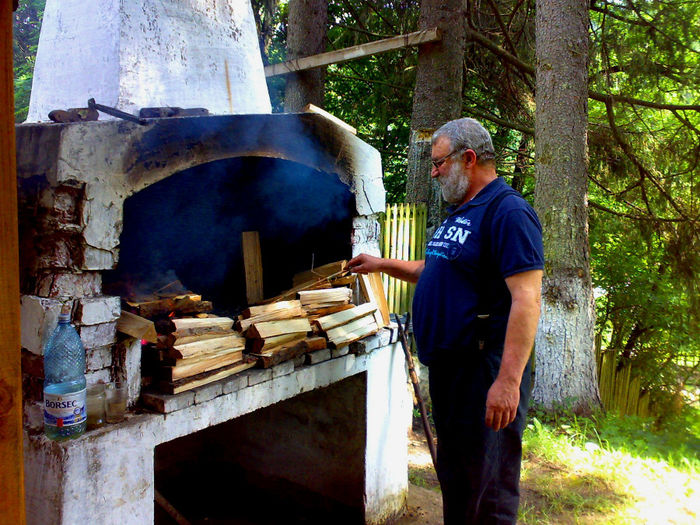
[16,1,411,524]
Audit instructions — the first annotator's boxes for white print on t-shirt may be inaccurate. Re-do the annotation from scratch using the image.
[442,225,471,244]
[433,225,472,245]
[454,217,471,226]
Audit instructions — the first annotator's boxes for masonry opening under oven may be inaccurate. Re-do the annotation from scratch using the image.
[154,374,367,525]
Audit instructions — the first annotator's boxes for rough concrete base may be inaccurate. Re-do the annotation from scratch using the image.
[24,340,411,525]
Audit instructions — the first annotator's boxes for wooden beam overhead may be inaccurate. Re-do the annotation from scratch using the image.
[265,27,441,77]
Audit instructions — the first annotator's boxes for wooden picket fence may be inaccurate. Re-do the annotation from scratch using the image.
[596,345,651,417]
[381,202,427,315]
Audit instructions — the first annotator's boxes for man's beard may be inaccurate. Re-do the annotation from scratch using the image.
[439,162,470,204]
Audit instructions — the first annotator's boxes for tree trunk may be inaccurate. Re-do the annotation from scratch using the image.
[405,0,465,231]
[533,0,600,412]
[284,0,327,111]
[252,0,282,63]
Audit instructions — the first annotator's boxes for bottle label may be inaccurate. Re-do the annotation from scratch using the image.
[44,388,87,428]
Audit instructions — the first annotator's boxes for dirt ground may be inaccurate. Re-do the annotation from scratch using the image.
[394,429,444,525]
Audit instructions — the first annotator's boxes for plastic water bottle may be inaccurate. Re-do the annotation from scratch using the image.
[43,304,87,440]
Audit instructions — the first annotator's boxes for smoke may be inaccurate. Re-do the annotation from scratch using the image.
[104,156,355,311]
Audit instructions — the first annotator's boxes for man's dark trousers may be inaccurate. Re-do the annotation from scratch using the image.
[429,348,531,524]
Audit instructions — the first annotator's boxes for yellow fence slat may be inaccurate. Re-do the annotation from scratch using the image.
[382,204,391,311]
[595,348,646,417]
[381,202,427,316]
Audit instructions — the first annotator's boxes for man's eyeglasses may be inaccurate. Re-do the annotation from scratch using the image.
[431,147,466,169]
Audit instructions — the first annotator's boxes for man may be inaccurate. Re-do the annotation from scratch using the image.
[347,118,544,524]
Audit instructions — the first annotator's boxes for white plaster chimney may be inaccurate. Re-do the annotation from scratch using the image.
[26,0,271,122]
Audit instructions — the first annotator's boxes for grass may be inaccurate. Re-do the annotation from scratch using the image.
[407,390,699,523]
[518,406,700,524]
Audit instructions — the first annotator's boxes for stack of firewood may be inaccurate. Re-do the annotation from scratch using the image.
[118,290,256,394]
[117,257,392,398]
[239,301,324,368]
[299,287,353,317]
[156,317,255,394]
[312,301,381,348]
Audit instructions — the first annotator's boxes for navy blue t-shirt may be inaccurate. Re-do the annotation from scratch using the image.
[412,178,544,366]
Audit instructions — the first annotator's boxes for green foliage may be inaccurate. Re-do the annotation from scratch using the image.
[13,0,45,122]
[324,1,419,203]
[528,403,700,470]
[587,1,700,408]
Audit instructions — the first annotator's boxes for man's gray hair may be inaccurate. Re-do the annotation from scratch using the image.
[432,118,495,162]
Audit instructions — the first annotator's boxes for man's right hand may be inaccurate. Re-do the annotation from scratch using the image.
[346,253,383,274]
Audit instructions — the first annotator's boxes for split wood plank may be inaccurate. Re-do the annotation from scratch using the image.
[326,314,377,343]
[248,318,311,339]
[237,304,305,332]
[328,321,380,348]
[249,332,308,354]
[254,336,309,357]
[242,231,264,305]
[126,295,212,319]
[261,279,331,304]
[298,287,352,305]
[165,349,245,381]
[303,104,356,135]
[117,310,158,343]
[252,336,327,368]
[159,330,236,348]
[304,304,355,318]
[369,272,391,327]
[265,28,441,77]
[171,317,234,336]
[160,359,257,395]
[168,345,244,366]
[292,260,347,287]
[315,302,378,332]
[358,273,390,328]
[172,334,246,359]
[242,300,302,319]
[328,274,356,287]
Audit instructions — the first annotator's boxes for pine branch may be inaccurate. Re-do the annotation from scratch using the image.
[462,105,534,136]
[465,26,700,112]
[589,92,700,112]
[604,98,691,221]
[485,0,519,57]
[588,201,687,223]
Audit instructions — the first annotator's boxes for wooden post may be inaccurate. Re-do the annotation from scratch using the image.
[0,0,26,522]
[242,231,264,305]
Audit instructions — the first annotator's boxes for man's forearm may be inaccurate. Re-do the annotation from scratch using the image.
[377,259,425,283]
[485,270,542,431]
[347,254,425,283]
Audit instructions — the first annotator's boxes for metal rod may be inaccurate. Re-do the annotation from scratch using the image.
[87,98,149,125]
[155,489,192,525]
[396,314,438,469]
